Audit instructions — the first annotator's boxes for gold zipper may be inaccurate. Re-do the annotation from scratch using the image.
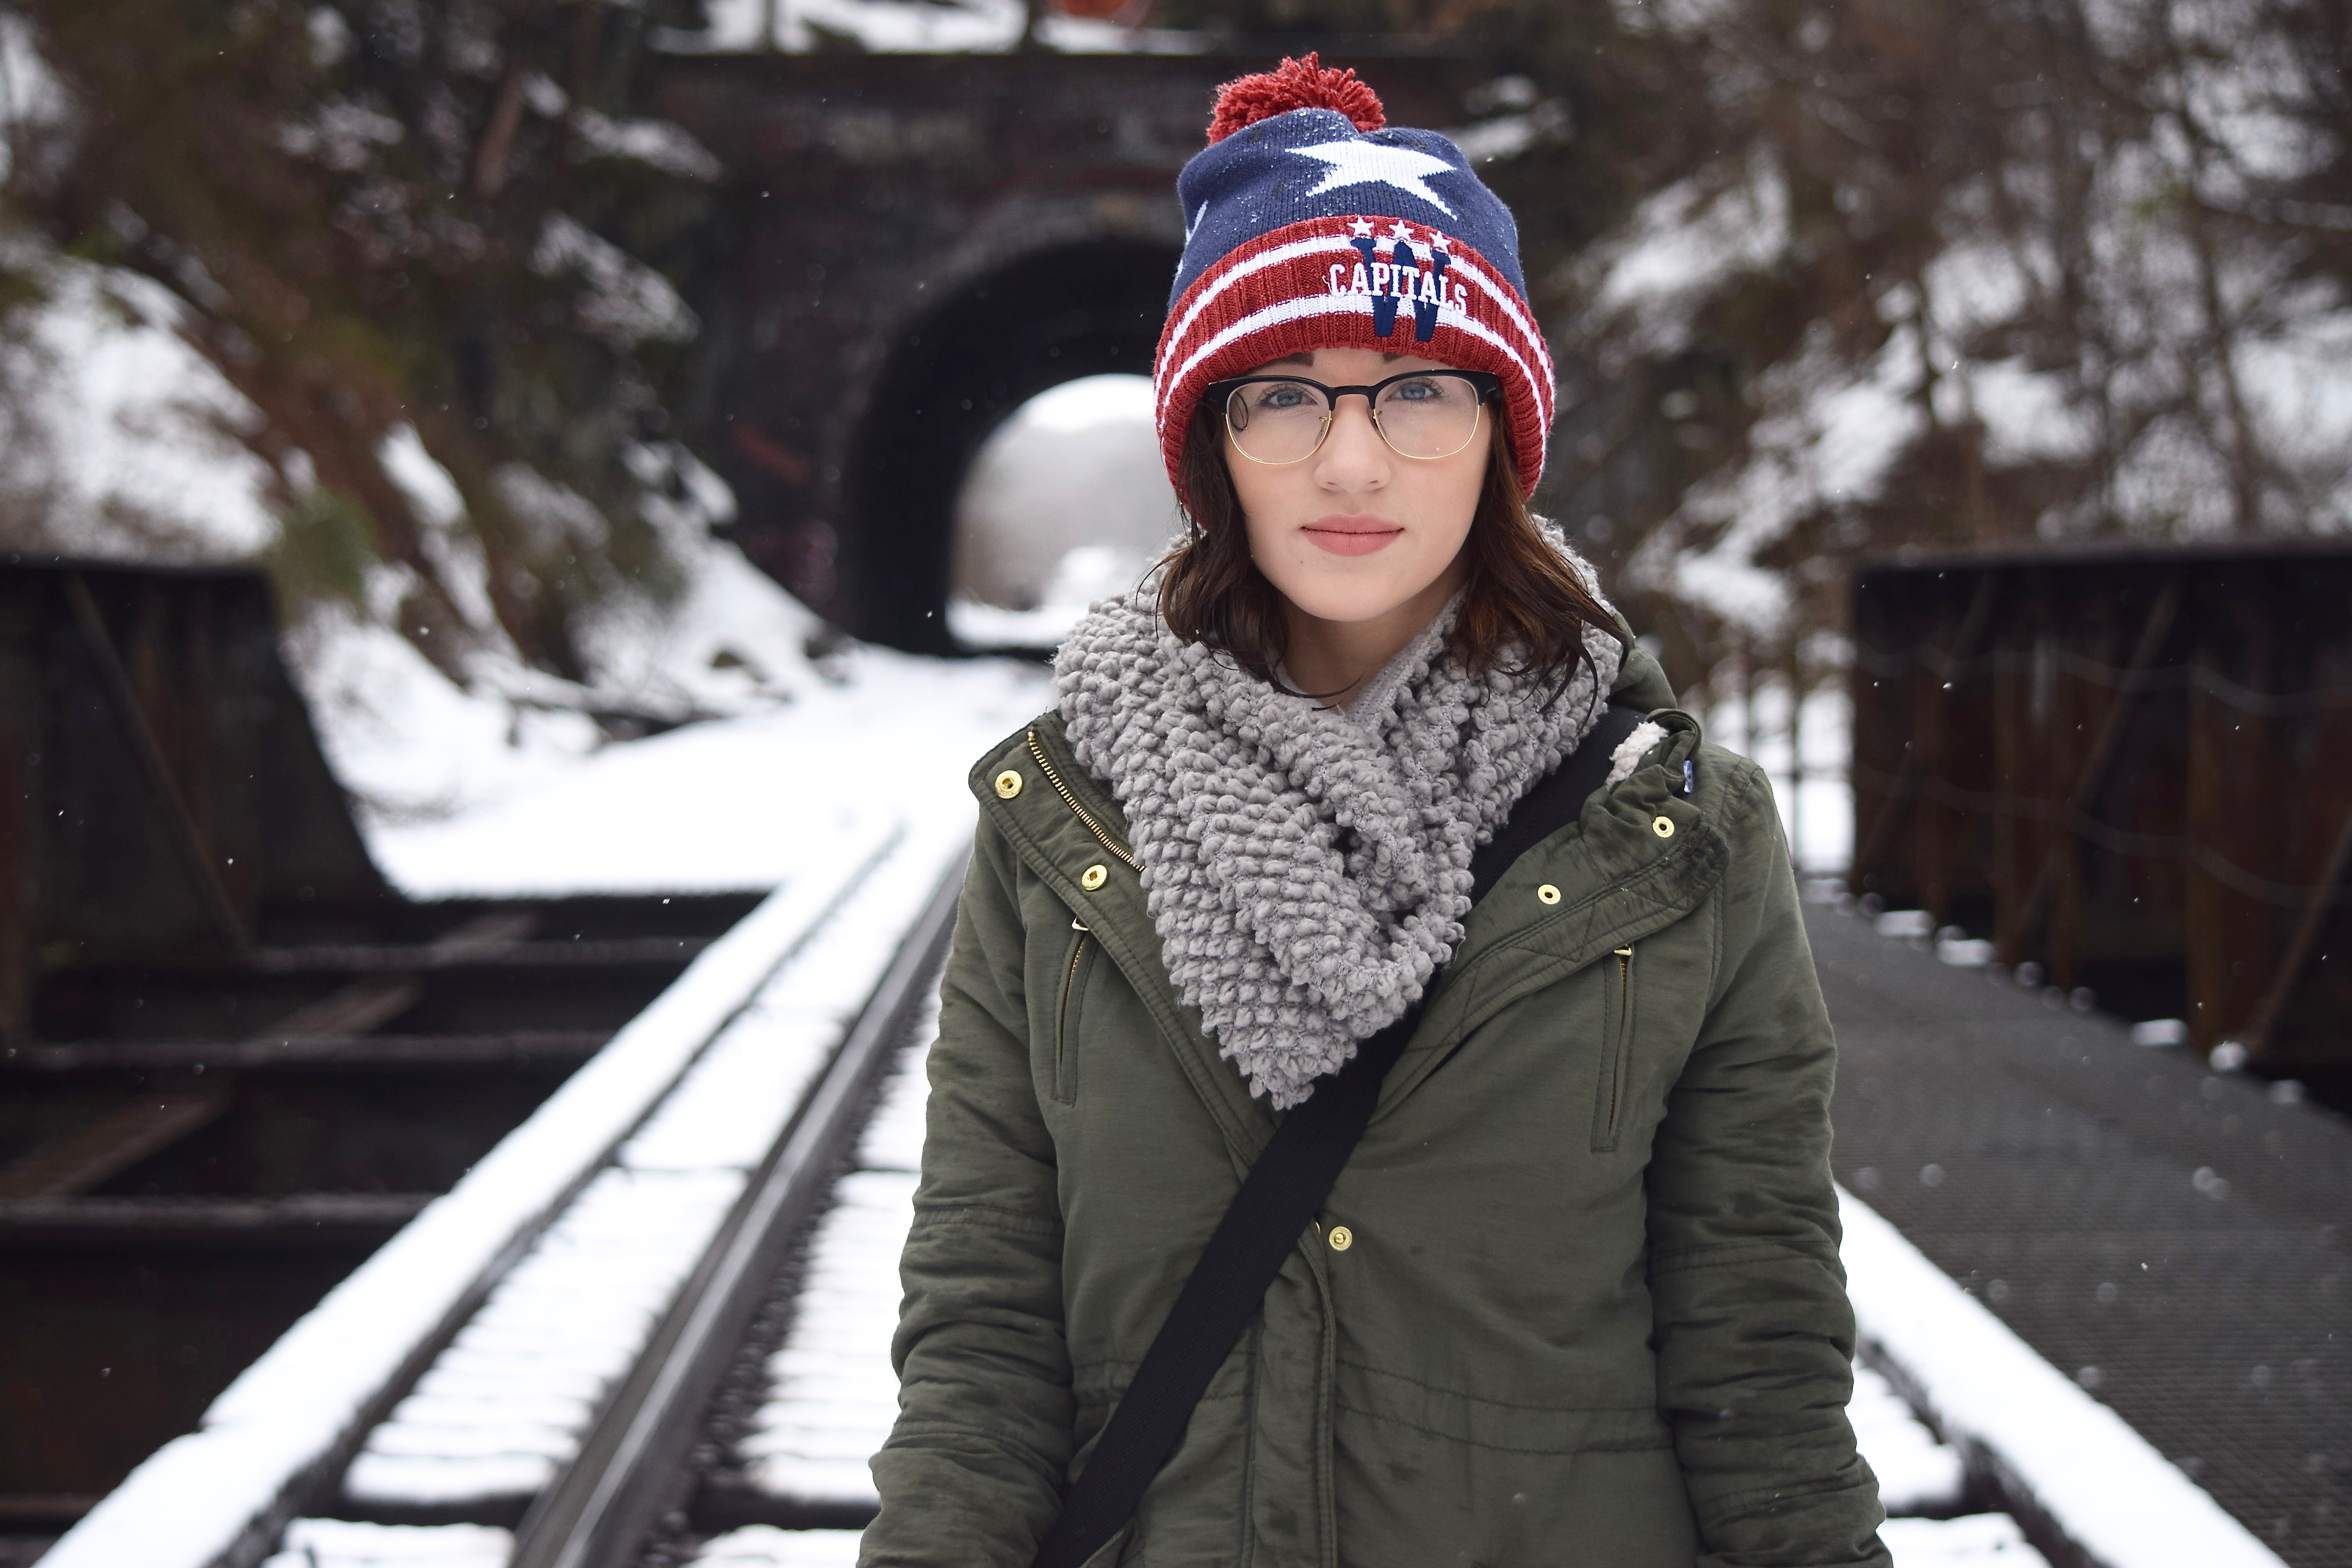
[1055,925,1089,1102]
[1025,728,1140,872]
[1063,918,1091,1018]
[1604,946,1635,1143]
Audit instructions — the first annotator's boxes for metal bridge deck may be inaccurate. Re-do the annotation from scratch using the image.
[34,867,2320,1568]
[1811,901,2350,1568]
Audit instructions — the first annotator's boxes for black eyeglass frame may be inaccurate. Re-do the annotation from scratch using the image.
[1203,369,1504,465]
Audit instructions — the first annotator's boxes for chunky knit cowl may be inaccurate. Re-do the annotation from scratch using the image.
[1054,548,1626,1108]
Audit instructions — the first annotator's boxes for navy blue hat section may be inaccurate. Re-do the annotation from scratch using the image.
[1169,107,1528,310]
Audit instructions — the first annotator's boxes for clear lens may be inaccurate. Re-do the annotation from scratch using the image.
[1221,374,1486,464]
[1372,374,1485,459]
[1223,379,1330,464]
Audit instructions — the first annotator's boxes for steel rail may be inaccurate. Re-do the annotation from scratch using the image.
[505,858,965,1568]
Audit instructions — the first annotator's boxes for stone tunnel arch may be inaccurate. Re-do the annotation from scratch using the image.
[837,235,1181,653]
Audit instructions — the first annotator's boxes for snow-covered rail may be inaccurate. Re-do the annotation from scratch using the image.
[500,860,962,1568]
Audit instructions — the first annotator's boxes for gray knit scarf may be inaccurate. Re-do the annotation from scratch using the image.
[1054,544,1626,1108]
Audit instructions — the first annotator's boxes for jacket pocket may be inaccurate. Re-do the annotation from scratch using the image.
[1590,944,1635,1152]
[1054,920,1093,1104]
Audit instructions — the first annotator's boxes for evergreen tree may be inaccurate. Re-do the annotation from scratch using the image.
[3,0,722,686]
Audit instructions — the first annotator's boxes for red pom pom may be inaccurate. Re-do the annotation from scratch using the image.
[1206,53,1385,144]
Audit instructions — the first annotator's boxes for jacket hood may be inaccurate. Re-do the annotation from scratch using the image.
[1610,636,1679,715]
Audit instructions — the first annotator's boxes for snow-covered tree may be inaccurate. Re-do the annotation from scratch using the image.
[0,0,728,691]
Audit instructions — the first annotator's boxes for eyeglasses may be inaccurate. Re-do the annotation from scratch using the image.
[1205,370,1501,466]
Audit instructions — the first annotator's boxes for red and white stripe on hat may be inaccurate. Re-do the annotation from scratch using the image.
[1152,214,1555,499]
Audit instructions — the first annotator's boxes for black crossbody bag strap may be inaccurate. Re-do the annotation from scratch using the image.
[1030,699,1650,1568]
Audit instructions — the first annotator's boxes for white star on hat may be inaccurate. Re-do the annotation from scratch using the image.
[1288,138,1461,219]
[1347,217,1376,237]
[1387,219,1417,242]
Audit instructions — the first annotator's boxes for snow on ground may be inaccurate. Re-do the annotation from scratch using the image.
[1841,1188,2290,1568]
[289,535,1045,899]
[688,0,1185,54]
[290,408,1048,896]
[292,465,1048,897]
[0,42,283,566]
[690,1527,864,1567]
[352,631,1043,899]
[1851,1362,1965,1515]
[1880,1515,2049,1565]
[258,1519,511,1568]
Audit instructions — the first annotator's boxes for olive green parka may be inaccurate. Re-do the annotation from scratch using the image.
[863,649,1891,1568]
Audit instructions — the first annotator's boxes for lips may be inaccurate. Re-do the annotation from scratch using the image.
[1301,514,1405,557]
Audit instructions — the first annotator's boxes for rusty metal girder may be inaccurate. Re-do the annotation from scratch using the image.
[1850,541,2352,1068]
[0,558,390,1046]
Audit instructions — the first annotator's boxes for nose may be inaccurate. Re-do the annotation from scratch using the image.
[1312,392,1391,491]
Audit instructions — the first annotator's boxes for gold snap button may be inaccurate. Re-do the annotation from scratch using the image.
[1080,864,1108,891]
[1651,815,1675,839]
[993,769,1023,799]
[1327,1224,1354,1252]
[1536,884,1561,905]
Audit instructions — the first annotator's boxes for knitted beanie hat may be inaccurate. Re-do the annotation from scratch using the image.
[1152,55,1555,500]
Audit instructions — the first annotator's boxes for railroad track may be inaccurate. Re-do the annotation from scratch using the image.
[247,899,2038,1568]
[255,861,964,1568]
[499,867,959,1568]
[40,826,2274,1568]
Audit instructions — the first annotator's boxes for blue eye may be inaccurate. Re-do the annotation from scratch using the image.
[1256,383,1312,410]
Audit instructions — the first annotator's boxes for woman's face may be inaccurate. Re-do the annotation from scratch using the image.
[1223,345,1491,628]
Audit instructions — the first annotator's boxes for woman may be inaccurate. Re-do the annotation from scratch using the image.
[864,57,1889,1568]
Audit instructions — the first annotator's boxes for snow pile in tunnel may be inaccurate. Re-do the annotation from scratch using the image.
[947,373,1180,649]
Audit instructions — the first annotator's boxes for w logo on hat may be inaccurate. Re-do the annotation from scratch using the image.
[1344,221,1455,343]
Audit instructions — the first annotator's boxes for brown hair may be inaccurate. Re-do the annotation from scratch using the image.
[1157,402,1624,700]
